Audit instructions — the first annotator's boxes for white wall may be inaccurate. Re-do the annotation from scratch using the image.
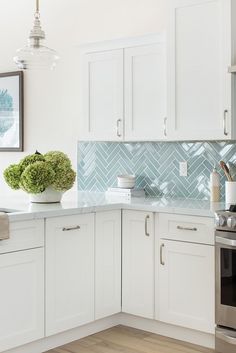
[0,0,167,200]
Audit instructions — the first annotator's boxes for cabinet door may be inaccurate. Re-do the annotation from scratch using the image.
[158,240,215,333]
[80,50,124,141]
[95,210,121,319]
[122,210,154,319]
[46,214,95,336]
[0,248,44,352]
[125,42,167,140]
[168,0,231,140]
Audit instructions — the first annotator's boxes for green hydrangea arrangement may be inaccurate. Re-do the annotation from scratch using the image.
[4,151,76,194]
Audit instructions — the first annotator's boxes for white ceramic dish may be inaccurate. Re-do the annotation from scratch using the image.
[117,174,136,189]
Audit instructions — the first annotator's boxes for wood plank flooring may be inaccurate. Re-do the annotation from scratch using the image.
[46,325,215,353]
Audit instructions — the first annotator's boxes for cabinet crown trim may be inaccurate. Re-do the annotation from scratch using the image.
[79,32,166,54]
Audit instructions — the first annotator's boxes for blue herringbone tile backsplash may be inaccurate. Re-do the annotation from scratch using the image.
[77,141,236,200]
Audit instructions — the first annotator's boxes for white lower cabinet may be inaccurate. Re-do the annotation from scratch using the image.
[158,239,215,333]
[0,248,44,353]
[95,210,121,319]
[122,210,155,319]
[1,210,215,352]
[45,213,95,336]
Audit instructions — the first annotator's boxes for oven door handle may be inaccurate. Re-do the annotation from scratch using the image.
[216,235,236,247]
[216,330,236,345]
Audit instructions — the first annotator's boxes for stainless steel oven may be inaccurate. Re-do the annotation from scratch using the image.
[216,230,236,328]
[215,210,236,353]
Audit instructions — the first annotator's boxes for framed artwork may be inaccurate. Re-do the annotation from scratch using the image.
[0,71,24,151]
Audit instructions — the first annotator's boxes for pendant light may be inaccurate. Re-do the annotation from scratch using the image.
[14,0,59,70]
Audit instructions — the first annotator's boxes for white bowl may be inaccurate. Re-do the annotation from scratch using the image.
[117,175,136,189]
[29,187,64,203]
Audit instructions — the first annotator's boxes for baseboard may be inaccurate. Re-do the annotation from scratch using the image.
[5,315,119,353]
[117,313,215,349]
[5,313,215,353]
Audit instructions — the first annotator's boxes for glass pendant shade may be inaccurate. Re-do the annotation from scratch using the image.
[14,0,59,70]
[14,42,59,70]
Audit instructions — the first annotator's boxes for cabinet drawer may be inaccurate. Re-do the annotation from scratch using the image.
[0,220,44,254]
[159,213,214,245]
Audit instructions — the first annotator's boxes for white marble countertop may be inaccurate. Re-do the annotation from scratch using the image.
[1,192,225,222]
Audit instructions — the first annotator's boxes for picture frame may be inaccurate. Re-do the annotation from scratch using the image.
[0,71,24,151]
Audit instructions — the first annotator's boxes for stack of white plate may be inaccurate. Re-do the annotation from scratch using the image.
[117,175,136,189]
[106,175,145,201]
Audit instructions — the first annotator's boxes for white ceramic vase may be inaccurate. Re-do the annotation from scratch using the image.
[29,187,64,204]
[225,181,236,205]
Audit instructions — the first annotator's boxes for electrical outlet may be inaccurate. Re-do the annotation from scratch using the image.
[179,161,188,177]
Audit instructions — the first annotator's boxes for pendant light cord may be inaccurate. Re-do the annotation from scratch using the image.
[36,0,39,13]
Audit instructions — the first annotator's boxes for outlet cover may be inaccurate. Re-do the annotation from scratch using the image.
[179,161,188,177]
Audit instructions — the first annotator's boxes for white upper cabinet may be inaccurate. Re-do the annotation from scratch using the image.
[80,50,124,141]
[124,43,167,140]
[167,0,236,140]
[79,34,167,142]
[80,4,236,142]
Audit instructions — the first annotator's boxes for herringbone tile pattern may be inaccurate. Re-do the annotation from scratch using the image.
[77,141,236,200]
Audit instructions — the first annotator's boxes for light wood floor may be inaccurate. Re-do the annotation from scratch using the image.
[46,325,215,353]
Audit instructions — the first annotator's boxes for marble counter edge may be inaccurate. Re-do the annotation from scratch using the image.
[120,204,216,218]
[7,204,124,222]
[8,202,217,222]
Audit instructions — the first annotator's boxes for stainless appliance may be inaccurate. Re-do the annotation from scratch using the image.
[215,207,236,353]
[229,65,236,73]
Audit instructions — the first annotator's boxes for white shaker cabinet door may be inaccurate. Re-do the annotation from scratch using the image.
[0,248,44,353]
[45,213,95,336]
[122,210,155,319]
[158,239,215,333]
[95,210,121,319]
[167,0,232,140]
[80,49,124,141]
[125,42,167,141]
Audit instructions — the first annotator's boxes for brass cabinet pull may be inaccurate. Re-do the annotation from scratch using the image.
[177,225,197,231]
[223,110,228,136]
[62,226,81,232]
[164,117,167,137]
[116,119,122,137]
[145,215,150,236]
[160,244,165,265]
